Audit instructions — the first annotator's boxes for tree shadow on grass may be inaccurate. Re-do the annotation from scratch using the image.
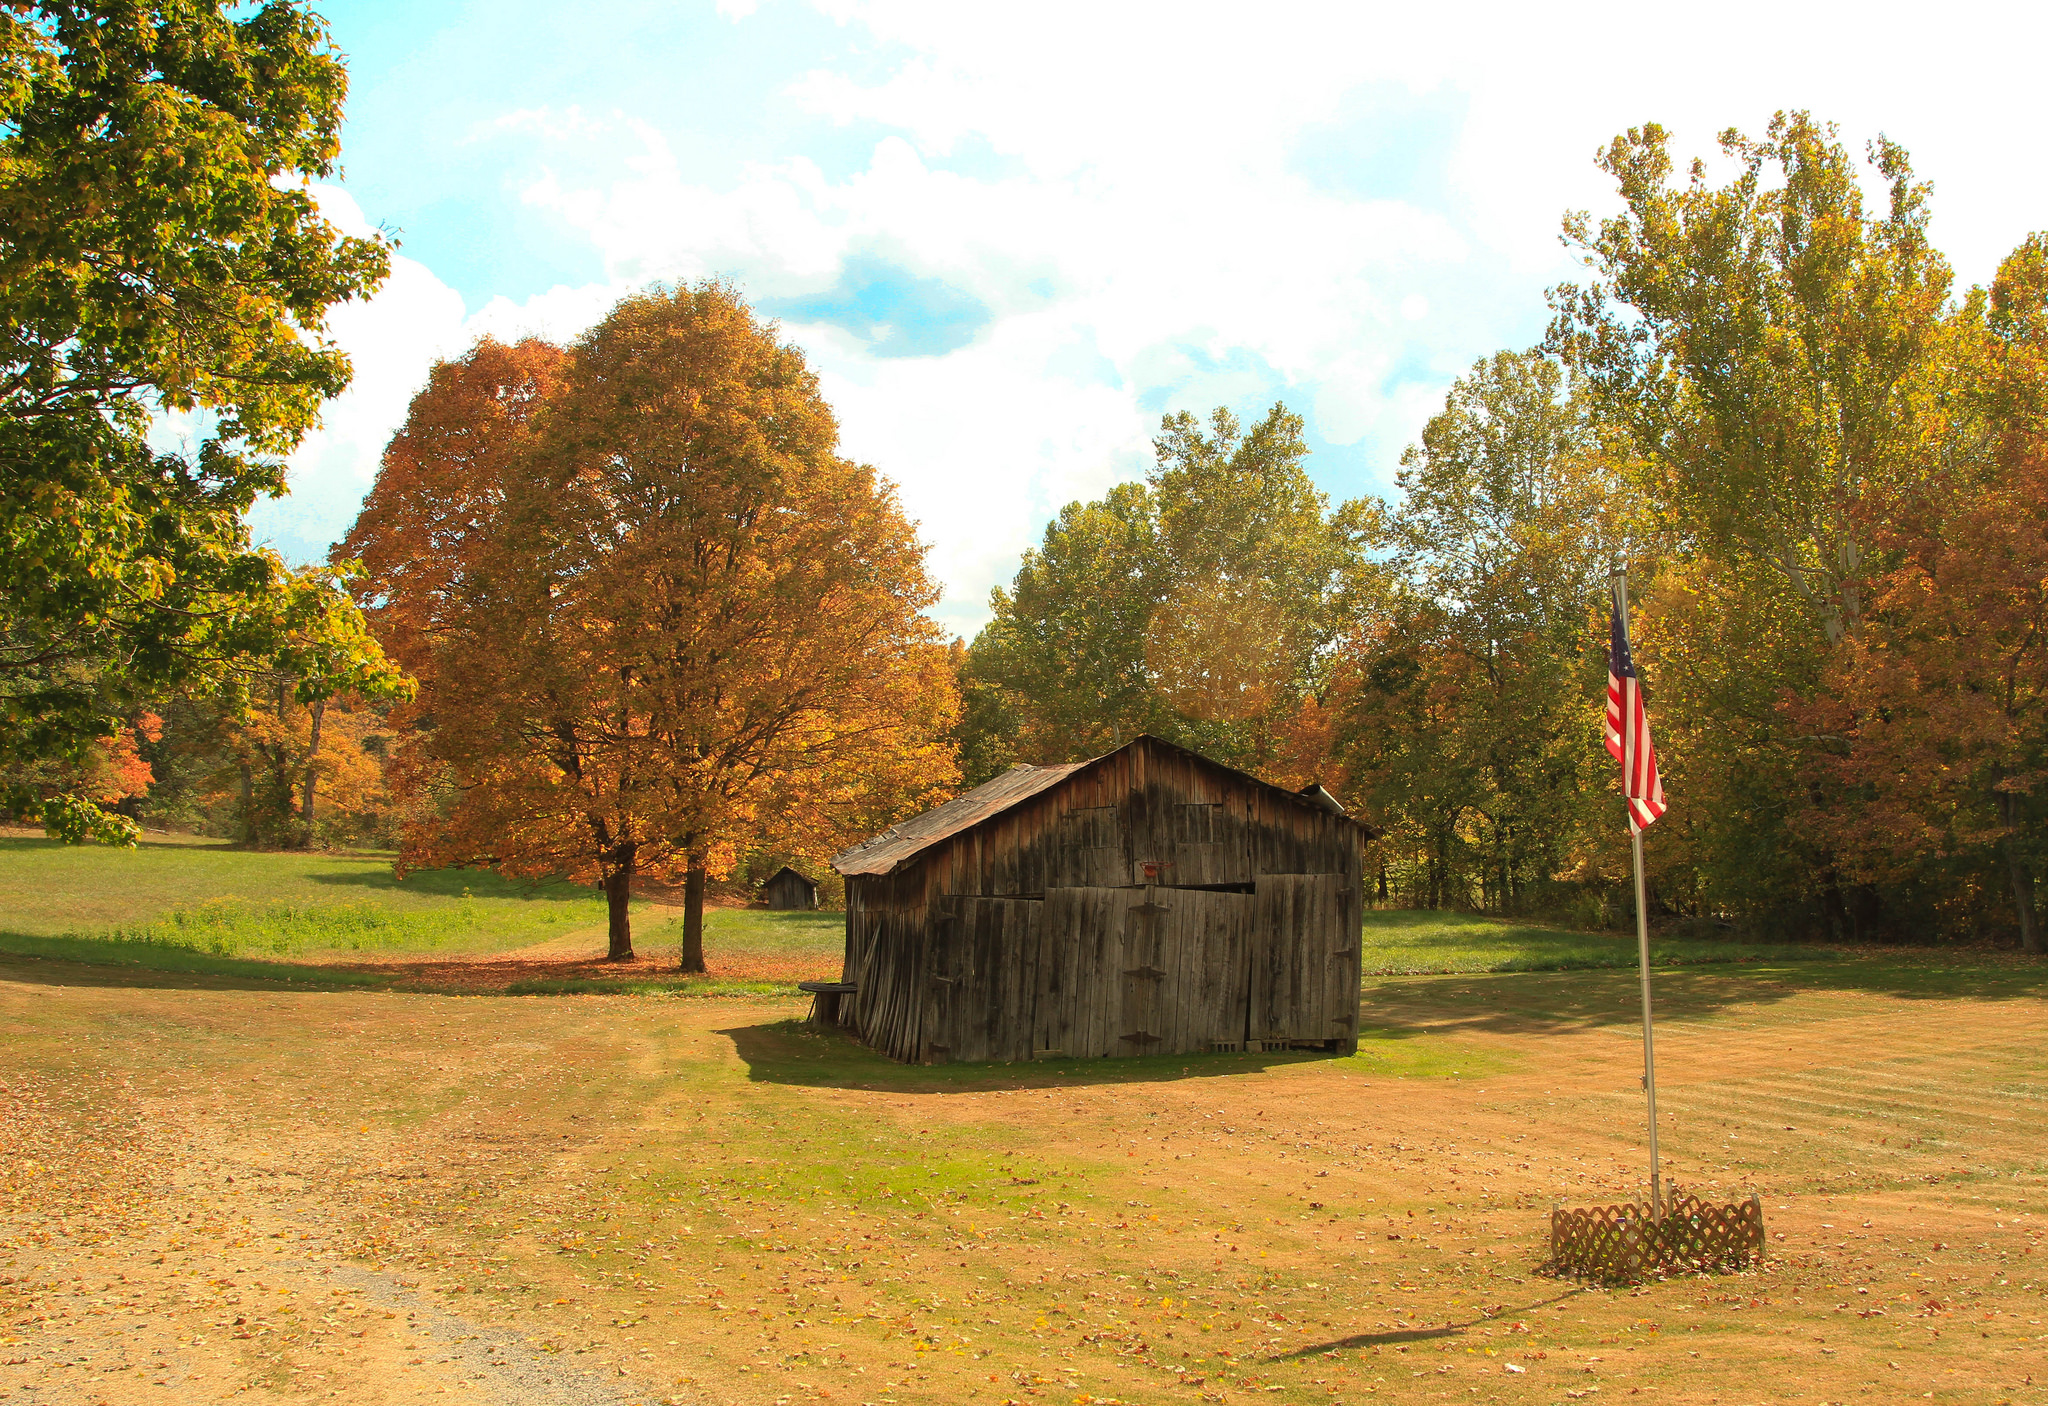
[0,942,389,993]
[720,1017,1344,1093]
[1360,953,2048,1039]
[0,940,797,997]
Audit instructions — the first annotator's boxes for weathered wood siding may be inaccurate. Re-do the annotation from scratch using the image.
[1250,874,1358,1046]
[840,735,1363,1064]
[927,896,1043,1063]
[842,866,930,1064]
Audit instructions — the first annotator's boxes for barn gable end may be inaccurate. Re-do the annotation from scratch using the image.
[830,735,1366,1064]
[761,866,819,911]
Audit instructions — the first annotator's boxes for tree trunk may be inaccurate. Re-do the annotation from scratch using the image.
[603,848,636,961]
[2000,793,2042,955]
[301,697,325,826]
[679,855,707,973]
[237,764,255,846]
[1817,870,1848,943]
[2005,848,2039,955]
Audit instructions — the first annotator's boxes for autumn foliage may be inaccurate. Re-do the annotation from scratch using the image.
[342,288,958,963]
[955,113,2048,951]
[1789,441,2048,952]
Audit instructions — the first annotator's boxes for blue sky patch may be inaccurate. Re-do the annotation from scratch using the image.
[764,256,992,358]
[1290,83,1470,206]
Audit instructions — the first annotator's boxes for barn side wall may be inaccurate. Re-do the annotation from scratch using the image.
[842,866,933,1064]
[840,738,1364,1063]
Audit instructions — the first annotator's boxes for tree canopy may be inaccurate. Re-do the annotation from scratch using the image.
[0,0,402,838]
[963,404,1368,779]
[968,111,2048,952]
[347,292,957,963]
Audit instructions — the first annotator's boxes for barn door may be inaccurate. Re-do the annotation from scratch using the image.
[928,897,1042,1064]
[1118,887,1171,1057]
[1157,888,1255,1053]
[1249,874,1357,1047]
[1036,886,1257,1058]
[1035,887,1124,1059]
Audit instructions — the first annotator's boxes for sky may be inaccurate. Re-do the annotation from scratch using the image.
[262,0,2048,640]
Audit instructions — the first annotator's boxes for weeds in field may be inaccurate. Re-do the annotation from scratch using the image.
[92,894,596,958]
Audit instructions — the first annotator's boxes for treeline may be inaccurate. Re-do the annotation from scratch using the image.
[2,3,940,965]
[10,43,2045,959]
[960,114,2048,950]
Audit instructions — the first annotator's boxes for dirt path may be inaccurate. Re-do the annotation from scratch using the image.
[0,966,718,1406]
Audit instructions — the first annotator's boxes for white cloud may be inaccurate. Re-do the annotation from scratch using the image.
[251,186,623,565]
[499,98,1485,633]
[275,0,2048,636]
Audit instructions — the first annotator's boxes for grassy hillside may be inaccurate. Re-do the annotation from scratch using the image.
[0,834,608,974]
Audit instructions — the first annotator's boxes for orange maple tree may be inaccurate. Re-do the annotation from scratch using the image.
[342,293,957,963]
[337,337,570,673]
[1794,452,2048,952]
[1789,238,2048,951]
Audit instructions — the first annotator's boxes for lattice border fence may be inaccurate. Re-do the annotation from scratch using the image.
[1548,1191,1765,1282]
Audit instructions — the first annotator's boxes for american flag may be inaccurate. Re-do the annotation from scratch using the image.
[1606,584,1667,832]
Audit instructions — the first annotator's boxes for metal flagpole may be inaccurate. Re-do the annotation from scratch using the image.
[1615,572,1663,1220]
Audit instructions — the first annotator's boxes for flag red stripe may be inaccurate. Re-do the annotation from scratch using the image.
[1607,661,1665,832]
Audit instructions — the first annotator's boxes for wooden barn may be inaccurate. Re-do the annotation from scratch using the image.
[827,734,1368,1064]
[761,865,820,911]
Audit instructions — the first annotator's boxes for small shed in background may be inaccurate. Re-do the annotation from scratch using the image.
[761,865,820,911]
[829,734,1370,1064]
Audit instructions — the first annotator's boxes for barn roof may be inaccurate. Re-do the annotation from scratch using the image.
[831,759,1088,876]
[765,865,816,888]
[830,734,1367,877]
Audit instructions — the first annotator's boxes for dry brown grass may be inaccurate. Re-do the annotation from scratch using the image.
[0,950,2043,1406]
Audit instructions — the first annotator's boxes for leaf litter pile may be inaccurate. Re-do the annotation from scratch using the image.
[2,954,2045,1405]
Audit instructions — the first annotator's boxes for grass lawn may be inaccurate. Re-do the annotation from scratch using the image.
[0,833,609,979]
[3,833,1834,992]
[2,943,2043,1406]
[0,839,2043,1402]
[1358,908,1828,975]
[635,906,843,984]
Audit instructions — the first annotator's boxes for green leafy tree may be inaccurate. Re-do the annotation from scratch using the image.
[1546,112,1996,935]
[1548,110,1972,646]
[1336,351,1642,912]
[966,480,1163,765]
[0,0,401,837]
[966,404,1369,775]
